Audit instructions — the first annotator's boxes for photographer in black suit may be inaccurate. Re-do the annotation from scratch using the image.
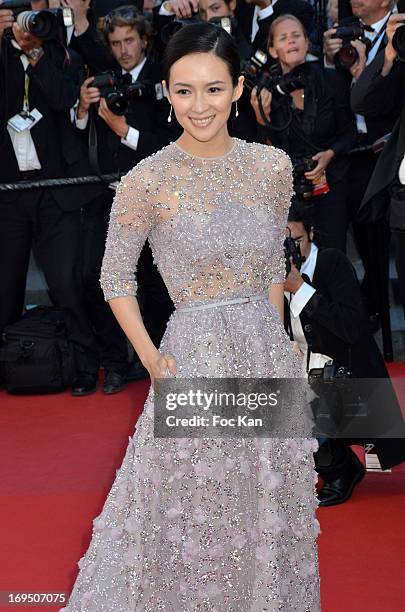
[324,0,397,327]
[72,5,174,393]
[351,11,405,312]
[235,0,314,53]
[284,201,405,505]
[0,0,102,395]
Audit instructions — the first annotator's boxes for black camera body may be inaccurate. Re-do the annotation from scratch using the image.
[241,49,269,93]
[91,71,163,116]
[292,158,317,199]
[331,19,371,69]
[160,11,201,45]
[265,71,306,97]
[242,52,306,99]
[284,235,306,275]
[392,24,405,62]
[2,0,73,40]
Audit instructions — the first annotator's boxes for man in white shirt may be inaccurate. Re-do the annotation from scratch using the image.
[235,0,314,52]
[351,12,405,314]
[68,4,174,393]
[284,204,367,506]
[283,199,405,502]
[0,1,103,396]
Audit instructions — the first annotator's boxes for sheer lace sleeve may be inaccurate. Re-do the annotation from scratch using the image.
[100,164,155,301]
[268,148,294,284]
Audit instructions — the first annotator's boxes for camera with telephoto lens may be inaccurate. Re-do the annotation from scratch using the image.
[292,157,317,199]
[284,234,306,275]
[242,51,306,97]
[265,71,306,97]
[392,23,405,62]
[1,0,73,40]
[331,18,371,69]
[91,71,163,116]
[241,49,269,93]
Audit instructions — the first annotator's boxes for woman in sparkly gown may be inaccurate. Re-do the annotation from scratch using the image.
[62,22,320,611]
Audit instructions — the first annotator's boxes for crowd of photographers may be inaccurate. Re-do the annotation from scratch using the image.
[1,0,405,503]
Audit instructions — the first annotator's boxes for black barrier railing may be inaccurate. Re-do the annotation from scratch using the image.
[0,174,124,191]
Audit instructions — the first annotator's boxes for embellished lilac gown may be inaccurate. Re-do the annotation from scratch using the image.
[62,139,320,611]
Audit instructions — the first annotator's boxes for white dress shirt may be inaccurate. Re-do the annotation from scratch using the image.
[75,57,147,151]
[399,155,405,185]
[251,1,277,43]
[284,243,332,370]
[7,48,42,171]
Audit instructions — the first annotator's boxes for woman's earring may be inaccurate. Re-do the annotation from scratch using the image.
[167,105,173,123]
[234,100,239,118]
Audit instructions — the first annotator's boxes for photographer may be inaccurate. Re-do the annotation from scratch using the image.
[284,200,405,505]
[250,15,356,251]
[351,12,405,313]
[235,0,314,54]
[323,0,397,327]
[74,5,174,393]
[75,7,171,165]
[157,0,252,60]
[0,0,102,395]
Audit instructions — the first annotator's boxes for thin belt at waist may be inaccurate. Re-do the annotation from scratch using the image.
[176,292,269,313]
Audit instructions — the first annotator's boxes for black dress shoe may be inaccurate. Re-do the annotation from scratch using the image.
[103,370,125,395]
[71,374,98,397]
[125,360,149,382]
[318,449,366,507]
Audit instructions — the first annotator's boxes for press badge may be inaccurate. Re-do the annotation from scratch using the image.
[7,109,42,133]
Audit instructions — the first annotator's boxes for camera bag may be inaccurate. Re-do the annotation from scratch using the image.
[0,306,73,394]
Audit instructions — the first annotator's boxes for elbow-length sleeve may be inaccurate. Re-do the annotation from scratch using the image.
[269,148,294,284]
[100,165,155,301]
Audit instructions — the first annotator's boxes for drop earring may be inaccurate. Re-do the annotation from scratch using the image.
[234,100,239,118]
[167,105,173,123]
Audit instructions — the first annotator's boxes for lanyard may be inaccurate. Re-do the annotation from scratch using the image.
[23,73,30,112]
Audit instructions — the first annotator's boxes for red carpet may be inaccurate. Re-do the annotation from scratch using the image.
[0,376,404,612]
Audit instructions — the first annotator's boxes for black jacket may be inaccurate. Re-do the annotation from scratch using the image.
[285,248,386,377]
[351,50,405,211]
[235,0,314,53]
[77,57,173,175]
[264,63,356,186]
[285,247,405,468]
[0,39,100,210]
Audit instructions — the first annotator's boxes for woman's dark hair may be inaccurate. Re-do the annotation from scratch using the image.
[162,22,240,87]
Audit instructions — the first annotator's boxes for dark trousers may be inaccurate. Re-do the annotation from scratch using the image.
[392,230,405,309]
[0,188,98,375]
[311,181,348,252]
[347,150,390,316]
[390,180,405,312]
[314,438,355,482]
[81,191,129,375]
[81,191,174,370]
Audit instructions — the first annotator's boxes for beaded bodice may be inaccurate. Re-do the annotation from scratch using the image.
[100,138,293,306]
